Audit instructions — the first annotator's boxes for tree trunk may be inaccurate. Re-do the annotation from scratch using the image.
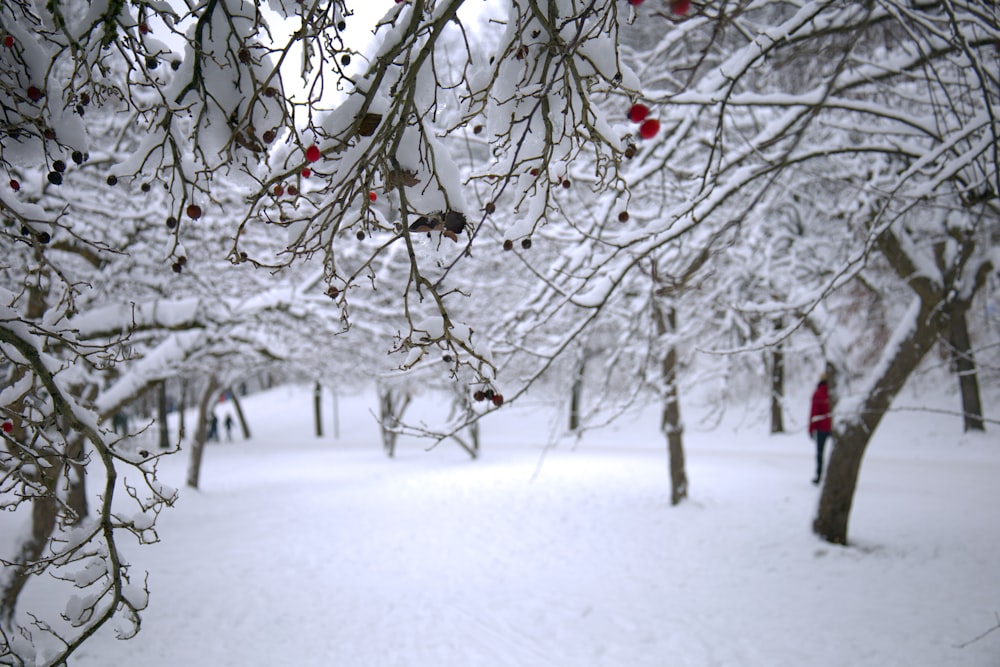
[0,488,59,627]
[653,302,688,506]
[814,299,944,544]
[229,389,251,439]
[946,305,985,432]
[65,435,89,526]
[378,386,411,458]
[314,381,323,437]
[569,355,585,432]
[186,376,219,489]
[157,380,170,449]
[178,378,188,440]
[769,319,785,434]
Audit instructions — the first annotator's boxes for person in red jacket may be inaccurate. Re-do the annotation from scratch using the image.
[808,374,833,485]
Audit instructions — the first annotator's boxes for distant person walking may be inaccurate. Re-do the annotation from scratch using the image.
[208,413,219,442]
[809,373,833,485]
[224,414,234,441]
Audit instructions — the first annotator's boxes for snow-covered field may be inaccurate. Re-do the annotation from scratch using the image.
[13,383,1000,666]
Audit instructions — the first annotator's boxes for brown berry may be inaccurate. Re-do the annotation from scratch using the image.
[561,179,571,189]
[503,240,513,251]
[186,204,202,220]
[53,160,66,173]
[618,211,630,222]
[262,129,276,143]
[485,201,496,214]
[473,391,486,402]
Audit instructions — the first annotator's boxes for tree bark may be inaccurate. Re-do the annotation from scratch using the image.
[186,376,219,489]
[157,380,170,449]
[569,354,585,432]
[378,386,410,458]
[314,381,323,437]
[229,389,251,439]
[770,319,785,434]
[814,300,945,544]
[654,302,688,506]
[946,305,985,432]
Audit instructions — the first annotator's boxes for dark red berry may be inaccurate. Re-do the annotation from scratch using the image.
[491,394,504,407]
[9,179,19,191]
[618,211,630,222]
[503,240,513,251]
[186,204,202,220]
[27,86,42,102]
[262,130,276,143]
[628,103,649,123]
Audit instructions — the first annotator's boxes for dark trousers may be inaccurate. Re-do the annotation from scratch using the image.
[814,431,831,481]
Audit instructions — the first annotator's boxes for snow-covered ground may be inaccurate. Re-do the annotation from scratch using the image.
[12,382,1000,666]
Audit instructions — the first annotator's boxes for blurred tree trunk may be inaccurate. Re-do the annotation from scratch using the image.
[158,380,170,449]
[569,354,585,432]
[230,388,251,439]
[946,305,984,432]
[0,261,62,624]
[178,378,188,440]
[378,385,411,458]
[187,376,219,489]
[653,300,688,506]
[314,381,323,437]
[770,318,785,434]
[814,231,991,545]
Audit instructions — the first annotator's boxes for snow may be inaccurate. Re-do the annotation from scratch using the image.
[3,381,989,666]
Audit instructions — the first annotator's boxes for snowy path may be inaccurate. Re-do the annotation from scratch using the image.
[58,430,999,667]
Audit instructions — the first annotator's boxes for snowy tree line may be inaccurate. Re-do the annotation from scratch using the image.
[1,0,997,662]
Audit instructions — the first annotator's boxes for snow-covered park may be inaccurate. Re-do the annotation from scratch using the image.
[13,382,992,667]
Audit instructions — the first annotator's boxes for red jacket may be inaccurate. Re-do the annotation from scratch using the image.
[809,381,832,434]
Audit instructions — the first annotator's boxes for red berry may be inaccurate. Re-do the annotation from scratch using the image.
[138,22,149,34]
[368,191,377,202]
[628,0,644,5]
[628,103,649,122]
[638,119,660,139]
[27,86,42,102]
[186,204,202,219]
[670,0,691,15]
[287,185,298,196]
[491,394,504,407]
[9,179,19,191]
[2,421,12,433]
[301,168,311,178]
[305,144,321,162]
[618,211,630,222]
[3,36,14,48]
[274,184,285,196]
[262,130,276,143]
